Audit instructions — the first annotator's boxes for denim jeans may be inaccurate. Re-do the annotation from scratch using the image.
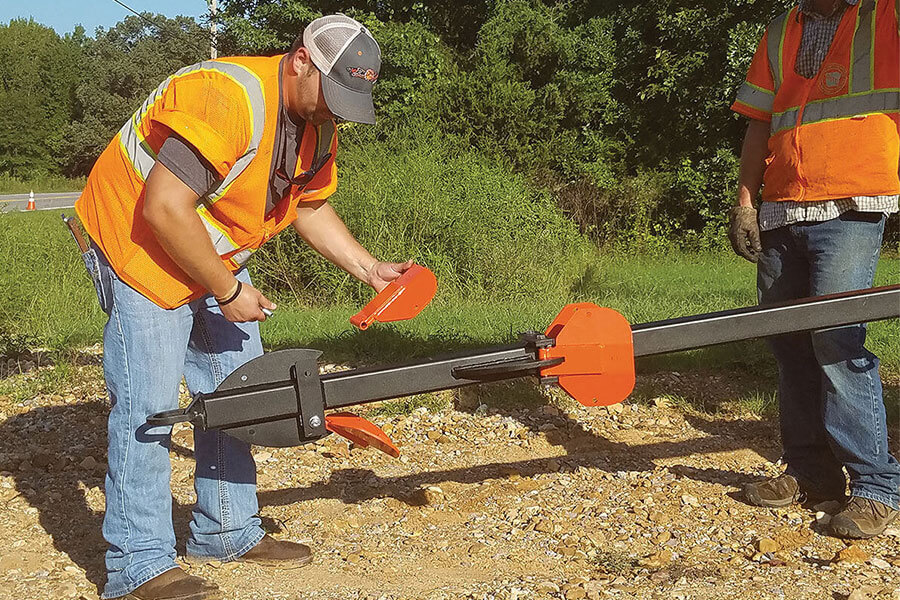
[757,211,900,509]
[87,246,266,599]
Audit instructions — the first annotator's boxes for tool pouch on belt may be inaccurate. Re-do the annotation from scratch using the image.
[63,214,112,314]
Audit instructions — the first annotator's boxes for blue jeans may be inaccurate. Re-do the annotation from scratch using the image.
[757,211,900,509]
[86,246,266,599]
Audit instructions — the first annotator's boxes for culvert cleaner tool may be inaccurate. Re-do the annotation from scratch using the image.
[148,285,900,457]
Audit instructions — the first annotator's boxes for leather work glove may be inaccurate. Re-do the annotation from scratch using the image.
[728,205,762,263]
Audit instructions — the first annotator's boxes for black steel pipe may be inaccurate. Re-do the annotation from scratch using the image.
[632,284,899,357]
[320,284,899,407]
[147,285,899,446]
[321,344,533,408]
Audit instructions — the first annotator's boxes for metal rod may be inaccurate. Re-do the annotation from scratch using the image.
[321,285,899,407]
[632,284,899,357]
[321,344,534,409]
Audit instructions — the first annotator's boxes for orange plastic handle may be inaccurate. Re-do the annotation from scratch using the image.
[539,303,635,407]
[325,412,400,458]
[350,264,437,330]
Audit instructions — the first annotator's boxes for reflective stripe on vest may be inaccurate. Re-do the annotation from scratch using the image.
[850,0,876,93]
[735,81,776,113]
[767,0,894,134]
[210,120,338,268]
[767,9,791,91]
[772,88,900,131]
[118,62,266,184]
[118,61,268,264]
[300,120,337,198]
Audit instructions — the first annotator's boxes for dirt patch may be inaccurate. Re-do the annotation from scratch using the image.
[0,365,898,599]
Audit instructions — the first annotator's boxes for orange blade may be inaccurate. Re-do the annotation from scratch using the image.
[325,412,400,458]
[539,303,635,406]
[350,264,437,330]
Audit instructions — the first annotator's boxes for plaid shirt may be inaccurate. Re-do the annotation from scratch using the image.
[760,0,898,231]
[795,0,858,79]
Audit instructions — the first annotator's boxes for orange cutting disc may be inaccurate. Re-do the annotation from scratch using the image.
[325,412,401,458]
[539,303,635,407]
[350,264,437,330]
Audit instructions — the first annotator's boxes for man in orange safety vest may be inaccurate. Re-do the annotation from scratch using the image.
[729,0,899,539]
[75,15,412,600]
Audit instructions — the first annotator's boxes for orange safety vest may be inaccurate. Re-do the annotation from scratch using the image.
[75,55,338,309]
[731,0,900,203]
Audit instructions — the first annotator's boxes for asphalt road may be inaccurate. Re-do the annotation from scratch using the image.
[0,192,80,213]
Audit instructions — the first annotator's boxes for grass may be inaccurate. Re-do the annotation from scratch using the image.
[0,173,85,194]
[0,210,897,421]
[368,393,452,417]
[0,359,78,404]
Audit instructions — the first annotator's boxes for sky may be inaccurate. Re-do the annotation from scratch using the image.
[0,0,210,35]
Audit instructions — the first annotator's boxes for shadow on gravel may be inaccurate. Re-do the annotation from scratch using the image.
[0,401,194,591]
[258,328,789,508]
[1,328,893,590]
[256,411,780,510]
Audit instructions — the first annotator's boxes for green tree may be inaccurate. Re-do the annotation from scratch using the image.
[218,0,802,243]
[56,14,208,176]
[591,0,794,235]
[0,19,83,177]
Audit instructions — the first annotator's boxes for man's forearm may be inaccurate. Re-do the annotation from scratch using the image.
[143,163,238,299]
[291,201,376,283]
[736,119,770,207]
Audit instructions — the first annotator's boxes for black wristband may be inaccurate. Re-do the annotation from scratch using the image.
[217,281,242,306]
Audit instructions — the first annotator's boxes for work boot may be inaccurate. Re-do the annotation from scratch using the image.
[111,568,222,600]
[234,535,313,568]
[830,497,899,539]
[744,473,844,508]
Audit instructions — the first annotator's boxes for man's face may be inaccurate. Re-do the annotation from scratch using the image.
[289,49,335,126]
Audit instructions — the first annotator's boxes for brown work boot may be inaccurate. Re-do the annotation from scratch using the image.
[744,473,843,508]
[111,568,222,600]
[235,535,313,568]
[830,496,899,539]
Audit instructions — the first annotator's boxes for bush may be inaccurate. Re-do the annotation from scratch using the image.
[252,124,591,304]
[552,170,674,247]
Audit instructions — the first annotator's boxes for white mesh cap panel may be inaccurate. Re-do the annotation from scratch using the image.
[303,15,362,75]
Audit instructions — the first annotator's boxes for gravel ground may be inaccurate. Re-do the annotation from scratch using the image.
[0,359,898,600]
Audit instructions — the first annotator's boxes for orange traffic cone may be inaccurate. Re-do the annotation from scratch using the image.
[26,191,35,211]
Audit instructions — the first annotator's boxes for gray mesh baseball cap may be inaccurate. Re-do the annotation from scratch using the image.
[303,15,381,125]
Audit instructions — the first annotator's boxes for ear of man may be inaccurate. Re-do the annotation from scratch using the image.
[290,47,317,78]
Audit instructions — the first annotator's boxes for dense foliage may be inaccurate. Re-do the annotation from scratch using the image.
[0,20,82,176]
[8,1,891,249]
[218,0,796,243]
[56,15,208,175]
[254,128,590,304]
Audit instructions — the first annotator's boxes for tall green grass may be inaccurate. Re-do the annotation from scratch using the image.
[1,208,898,370]
[253,130,591,305]
[0,174,86,194]
[0,210,107,348]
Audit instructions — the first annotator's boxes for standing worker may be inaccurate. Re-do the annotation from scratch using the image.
[76,15,410,600]
[729,0,899,538]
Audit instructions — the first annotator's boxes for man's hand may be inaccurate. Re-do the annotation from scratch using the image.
[728,205,762,263]
[219,282,277,322]
[366,260,414,293]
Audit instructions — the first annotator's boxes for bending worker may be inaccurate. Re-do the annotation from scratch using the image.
[729,0,899,538]
[75,15,410,600]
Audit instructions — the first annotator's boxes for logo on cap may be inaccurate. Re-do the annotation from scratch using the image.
[347,67,378,83]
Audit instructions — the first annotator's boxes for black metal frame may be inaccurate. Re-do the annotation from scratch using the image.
[632,284,900,357]
[147,285,899,448]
